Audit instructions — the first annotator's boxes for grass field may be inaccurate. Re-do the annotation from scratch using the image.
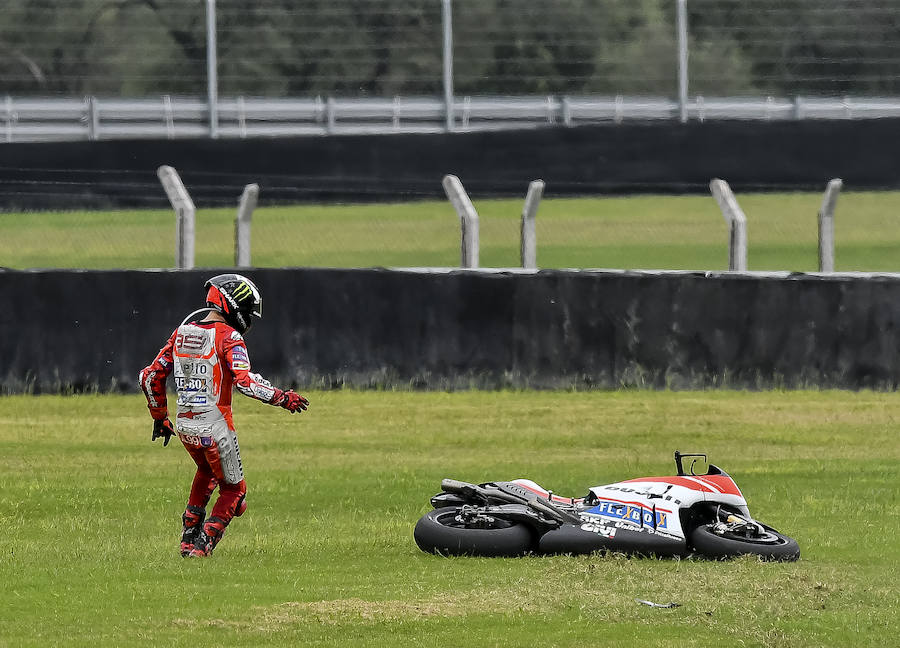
[1,390,897,647]
[3,191,900,271]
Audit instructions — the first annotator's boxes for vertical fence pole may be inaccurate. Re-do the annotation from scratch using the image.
[206,0,219,138]
[235,183,259,268]
[676,0,689,123]
[87,96,99,141]
[520,180,544,269]
[157,166,196,269]
[818,178,842,273]
[442,174,479,268]
[4,95,12,142]
[710,178,747,272]
[326,96,336,133]
[442,0,455,131]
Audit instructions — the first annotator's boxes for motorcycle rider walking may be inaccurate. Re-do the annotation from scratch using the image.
[139,274,308,557]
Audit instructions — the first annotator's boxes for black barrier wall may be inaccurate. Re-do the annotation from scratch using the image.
[3,119,900,210]
[2,268,899,393]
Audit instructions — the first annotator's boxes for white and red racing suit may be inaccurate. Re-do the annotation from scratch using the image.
[139,315,291,523]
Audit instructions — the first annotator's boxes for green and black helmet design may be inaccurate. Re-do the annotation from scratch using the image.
[204,273,263,334]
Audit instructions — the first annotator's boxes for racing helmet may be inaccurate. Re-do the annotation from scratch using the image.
[204,274,262,334]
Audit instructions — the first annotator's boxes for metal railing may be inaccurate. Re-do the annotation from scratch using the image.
[5,94,900,143]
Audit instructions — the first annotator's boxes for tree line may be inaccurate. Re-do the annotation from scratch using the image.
[2,0,899,97]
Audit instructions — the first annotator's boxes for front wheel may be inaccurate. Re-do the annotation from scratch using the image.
[414,507,534,557]
[689,523,800,561]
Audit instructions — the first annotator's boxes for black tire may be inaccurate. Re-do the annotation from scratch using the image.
[414,507,534,557]
[689,523,800,561]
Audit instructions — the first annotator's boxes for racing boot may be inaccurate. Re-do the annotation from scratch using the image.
[188,516,227,557]
[180,505,206,557]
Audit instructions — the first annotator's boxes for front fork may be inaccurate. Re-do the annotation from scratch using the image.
[683,502,763,538]
[709,505,766,537]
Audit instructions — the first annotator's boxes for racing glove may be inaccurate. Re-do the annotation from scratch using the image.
[274,389,309,414]
[152,418,176,446]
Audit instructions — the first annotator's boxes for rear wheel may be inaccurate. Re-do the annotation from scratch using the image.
[414,507,534,557]
[690,523,800,561]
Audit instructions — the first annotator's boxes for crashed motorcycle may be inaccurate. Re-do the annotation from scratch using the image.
[414,452,800,561]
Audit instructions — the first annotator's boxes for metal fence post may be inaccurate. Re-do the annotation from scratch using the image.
[710,178,747,272]
[442,0,455,131]
[206,0,219,138]
[326,97,336,133]
[157,165,196,269]
[4,95,12,142]
[442,174,479,268]
[520,180,544,269]
[86,96,99,141]
[235,183,259,268]
[676,0,689,123]
[163,94,175,139]
[818,179,842,273]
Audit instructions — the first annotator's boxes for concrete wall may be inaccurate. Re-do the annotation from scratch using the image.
[3,267,899,393]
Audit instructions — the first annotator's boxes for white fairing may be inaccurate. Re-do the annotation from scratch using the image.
[581,476,750,541]
[511,473,751,542]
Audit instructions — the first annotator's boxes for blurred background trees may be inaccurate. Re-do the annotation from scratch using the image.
[2,0,898,97]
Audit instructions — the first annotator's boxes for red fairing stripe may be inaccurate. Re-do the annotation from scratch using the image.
[621,475,743,496]
[694,475,743,496]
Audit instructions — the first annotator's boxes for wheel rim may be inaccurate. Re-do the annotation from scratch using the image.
[434,510,517,531]
[709,526,785,546]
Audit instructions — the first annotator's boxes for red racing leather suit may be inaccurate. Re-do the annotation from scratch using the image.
[139,311,298,544]
[139,315,292,526]
[140,318,287,435]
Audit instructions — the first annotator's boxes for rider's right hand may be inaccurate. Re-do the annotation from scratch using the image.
[152,418,176,446]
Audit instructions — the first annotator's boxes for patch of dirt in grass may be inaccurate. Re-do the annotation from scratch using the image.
[261,589,537,626]
[171,588,538,632]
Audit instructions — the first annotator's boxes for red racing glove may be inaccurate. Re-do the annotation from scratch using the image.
[274,389,309,414]
[152,418,176,446]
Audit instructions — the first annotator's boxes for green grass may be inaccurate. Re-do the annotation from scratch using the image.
[3,191,900,271]
[0,390,897,646]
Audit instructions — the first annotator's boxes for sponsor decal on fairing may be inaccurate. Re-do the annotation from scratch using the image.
[584,499,669,530]
[580,521,617,538]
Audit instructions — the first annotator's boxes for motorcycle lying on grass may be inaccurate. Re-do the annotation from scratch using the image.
[414,452,800,561]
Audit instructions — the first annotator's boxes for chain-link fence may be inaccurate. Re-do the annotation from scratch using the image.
[5,1,900,103]
[7,0,900,138]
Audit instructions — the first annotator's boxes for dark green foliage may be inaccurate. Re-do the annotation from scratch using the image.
[2,0,894,97]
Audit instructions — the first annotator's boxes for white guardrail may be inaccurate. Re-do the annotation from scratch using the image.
[4,95,900,142]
